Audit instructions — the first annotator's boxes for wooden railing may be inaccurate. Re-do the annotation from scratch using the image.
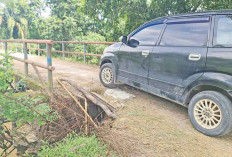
[0,40,116,91]
[0,39,55,92]
[1,41,116,63]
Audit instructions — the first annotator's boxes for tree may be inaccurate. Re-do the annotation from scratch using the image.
[0,0,42,39]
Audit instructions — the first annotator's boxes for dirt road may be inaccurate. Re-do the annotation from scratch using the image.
[12,53,232,157]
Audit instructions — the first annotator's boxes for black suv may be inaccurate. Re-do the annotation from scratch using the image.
[99,10,232,136]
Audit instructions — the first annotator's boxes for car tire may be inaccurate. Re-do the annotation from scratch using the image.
[188,91,232,136]
[99,63,117,89]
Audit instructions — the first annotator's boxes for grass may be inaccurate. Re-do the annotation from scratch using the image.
[37,134,113,157]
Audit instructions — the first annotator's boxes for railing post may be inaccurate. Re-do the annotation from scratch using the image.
[14,43,16,52]
[21,43,23,53]
[28,44,30,54]
[83,44,86,64]
[46,43,53,91]
[23,42,28,76]
[62,42,65,58]
[4,42,7,54]
[38,44,40,56]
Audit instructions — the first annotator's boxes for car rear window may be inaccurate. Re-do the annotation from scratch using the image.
[214,15,232,46]
[160,18,210,47]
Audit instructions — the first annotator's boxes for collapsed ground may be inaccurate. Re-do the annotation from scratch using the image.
[12,53,232,157]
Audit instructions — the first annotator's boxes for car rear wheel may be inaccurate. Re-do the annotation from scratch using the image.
[188,91,232,136]
[99,63,117,88]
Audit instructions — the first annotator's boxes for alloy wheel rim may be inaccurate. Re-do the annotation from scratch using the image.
[101,67,113,84]
[194,99,222,130]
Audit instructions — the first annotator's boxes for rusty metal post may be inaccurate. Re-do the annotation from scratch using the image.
[38,44,40,56]
[4,42,7,54]
[46,43,53,91]
[83,44,86,64]
[23,42,28,76]
[62,42,65,58]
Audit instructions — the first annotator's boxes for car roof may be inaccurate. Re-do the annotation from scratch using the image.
[168,10,232,18]
[129,10,232,37]
[152,10,232,22]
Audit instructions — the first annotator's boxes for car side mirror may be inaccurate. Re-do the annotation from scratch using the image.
[128,39,139,47]
[120,36,128,44]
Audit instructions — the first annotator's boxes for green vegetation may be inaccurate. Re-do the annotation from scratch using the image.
[0,53,56,126]
[1,96,57,126]
[38,134,110,157]
[1,0,232,41]
[0,54,14,93]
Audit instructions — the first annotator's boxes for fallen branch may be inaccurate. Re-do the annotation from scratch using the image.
[84,98,88,135]
[60,78,117,119]
[32,64,51,96]
[91,92,116,112]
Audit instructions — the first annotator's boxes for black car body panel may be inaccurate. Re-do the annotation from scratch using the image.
[100,10,232,107]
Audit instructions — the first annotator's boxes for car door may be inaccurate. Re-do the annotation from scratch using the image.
[117,21,164,88]
[148,17,210,96]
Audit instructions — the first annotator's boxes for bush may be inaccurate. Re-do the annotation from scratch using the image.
[38,134,111,157]
[0,54,56,126]
[0,53,14,93]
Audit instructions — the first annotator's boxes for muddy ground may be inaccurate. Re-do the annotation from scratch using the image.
[12,53,232,157]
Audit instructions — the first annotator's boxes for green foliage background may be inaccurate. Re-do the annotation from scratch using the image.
[1,0,232,42]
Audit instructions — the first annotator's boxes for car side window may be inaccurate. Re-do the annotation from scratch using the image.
[130,23,164,46]
[160,18,210,47]
[214,15,232,47]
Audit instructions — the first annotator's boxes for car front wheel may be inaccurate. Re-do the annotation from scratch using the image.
[99,63,117,88]
[188,91,232,136]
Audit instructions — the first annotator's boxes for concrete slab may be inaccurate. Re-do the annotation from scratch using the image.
[104,88,135,100]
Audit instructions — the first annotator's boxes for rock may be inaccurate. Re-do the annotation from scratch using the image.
[17,123,32,135]
[11,122,40,156]
[16,123,39,143]
[26,144,39,155]
[13,137,28,147]
[25,132,38,143]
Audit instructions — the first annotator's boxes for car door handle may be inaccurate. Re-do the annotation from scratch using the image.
[188,54,201,61]
[142,50,150,57]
